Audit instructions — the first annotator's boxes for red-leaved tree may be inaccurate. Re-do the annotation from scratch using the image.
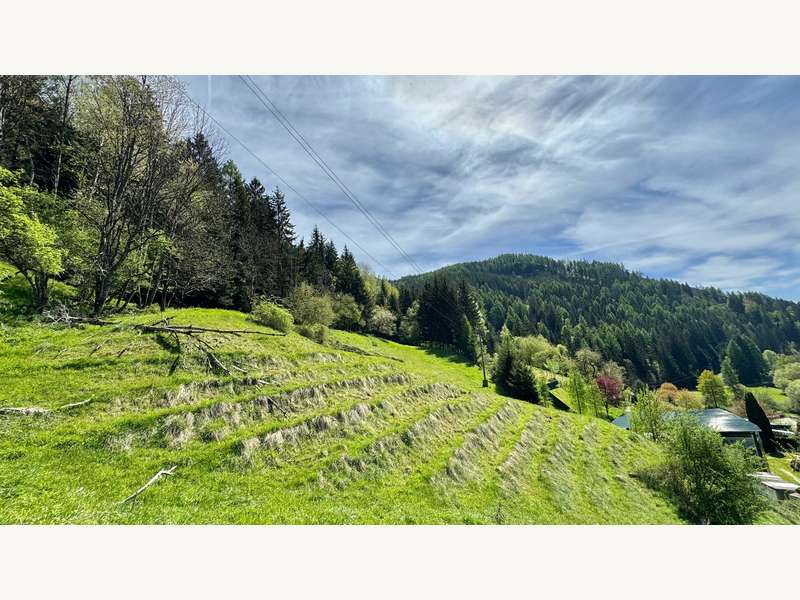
[596,374,623,417]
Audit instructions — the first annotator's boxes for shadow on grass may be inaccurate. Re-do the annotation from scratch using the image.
[420,344,473,367]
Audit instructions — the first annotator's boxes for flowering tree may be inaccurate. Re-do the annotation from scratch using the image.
[596,374,623,417]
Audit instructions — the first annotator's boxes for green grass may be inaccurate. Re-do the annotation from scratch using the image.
[0,265,795,525]
[746,385,795,414]
[0,305,695,524]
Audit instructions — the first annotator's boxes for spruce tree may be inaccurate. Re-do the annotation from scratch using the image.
[721,356,740,390]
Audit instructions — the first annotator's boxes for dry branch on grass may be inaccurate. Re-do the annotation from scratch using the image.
[44,308,285,376]
[0,399,92,416]
[0,406,51,416]
[120,466,177,504]
[136,324,285,337]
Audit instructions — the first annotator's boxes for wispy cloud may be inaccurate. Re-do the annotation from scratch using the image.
[182,75,800,300]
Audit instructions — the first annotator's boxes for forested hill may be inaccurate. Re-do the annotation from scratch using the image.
[396,254,800,387]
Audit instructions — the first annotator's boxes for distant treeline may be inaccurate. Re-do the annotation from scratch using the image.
[396,254,800,387]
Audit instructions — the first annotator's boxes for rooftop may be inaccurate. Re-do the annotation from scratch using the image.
[611,408,761,433]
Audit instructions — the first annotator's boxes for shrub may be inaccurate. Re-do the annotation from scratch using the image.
[774,363,800,389]
[398,301,420,343]
[289,282,334,326]
[656,382,679,404]
[297,323,328,345]
[653,413,768,524]
[674,389,704,410]
[786,380,800,411]
[368,305,397,337]
[492,327,536,402]
[630,390,668,442]
[250,299,293,332]
[331,293,363,331]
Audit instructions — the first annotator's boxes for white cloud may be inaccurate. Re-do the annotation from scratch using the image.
[182,75,800,299]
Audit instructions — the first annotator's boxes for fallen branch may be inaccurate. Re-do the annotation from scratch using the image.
[0,398,92,416]
[120,466,177,504]
[57,399,92,411]
[0,406,50,416]
[136,324,285,337]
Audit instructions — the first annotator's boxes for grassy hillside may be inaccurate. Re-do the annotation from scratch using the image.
[0,306,691,524]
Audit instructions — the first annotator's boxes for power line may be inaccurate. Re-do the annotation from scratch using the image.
[238,75,426,275]
[237,76,474,333]
[178,87,397,278]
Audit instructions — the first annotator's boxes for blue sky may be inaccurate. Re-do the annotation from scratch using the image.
[182,76,800,301]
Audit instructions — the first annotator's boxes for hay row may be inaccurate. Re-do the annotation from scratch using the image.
[235,382,465,461]
[321,392,485,488]
[435,402,521,486]
[538,417,580,515]
[112,358,394,414]
[155,373,415,448]
[576,421,613,515]
[497,411,552,494]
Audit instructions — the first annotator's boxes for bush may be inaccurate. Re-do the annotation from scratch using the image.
[368,305,397,337]
[630,390,668,442]
[674,389,704,410]
[774,363,800,389]
[289,282,334,326]
[651,413,768,524]
[297,323,328,345]
[786,380,800,411]
[331,293,363,331]
[250,299,293,332]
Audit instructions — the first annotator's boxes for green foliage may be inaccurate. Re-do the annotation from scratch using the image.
[630,390,668,442]
[697,370,729,408]
[331,293,363,331]
[786,380,800,411]
[720,356,740,389]
[674,389,704,410]
[574,348,602,378]
[296,323,329,345]
[652,414,769,524]
[491,326,538,401]
[565,371,589,415]
[289,282,334,327]
[398,300,420,343]
[773,361,800,390]
[397,254,800,387]
[368,305,397,337]
[0,167,65,308]
[536,377,551,407]
[250,299,293,333]
[725,336,768,386]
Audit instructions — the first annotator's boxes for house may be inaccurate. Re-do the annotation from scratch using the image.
[611,408,764,456]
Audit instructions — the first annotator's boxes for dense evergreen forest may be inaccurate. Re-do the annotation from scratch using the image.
[0,75,398,330]
[396,254,800,387]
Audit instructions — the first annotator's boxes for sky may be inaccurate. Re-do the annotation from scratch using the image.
[182,76,800,301]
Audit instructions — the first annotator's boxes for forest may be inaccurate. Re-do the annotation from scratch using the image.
[396,254,800,388]
[0,75,401,332]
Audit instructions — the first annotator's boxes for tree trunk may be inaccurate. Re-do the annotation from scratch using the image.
[33,270,49,311]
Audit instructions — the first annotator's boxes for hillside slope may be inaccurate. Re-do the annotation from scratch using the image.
[397,254,800,386]
[0,307,690,524]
